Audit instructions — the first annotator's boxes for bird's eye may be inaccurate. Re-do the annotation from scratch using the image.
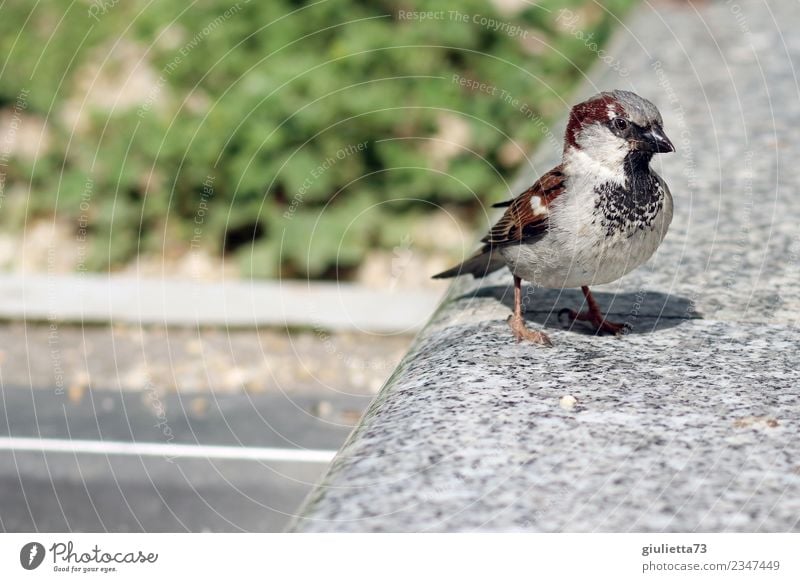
[613,117,629,131]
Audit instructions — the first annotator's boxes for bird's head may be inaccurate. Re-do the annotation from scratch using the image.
[563,90,674,172]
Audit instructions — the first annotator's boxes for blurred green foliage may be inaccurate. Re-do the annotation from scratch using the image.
[0,0,633,278]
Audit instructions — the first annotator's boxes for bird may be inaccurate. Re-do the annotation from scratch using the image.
[433,90,674,346]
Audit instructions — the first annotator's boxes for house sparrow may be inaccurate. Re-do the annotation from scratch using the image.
[433,90,674,345]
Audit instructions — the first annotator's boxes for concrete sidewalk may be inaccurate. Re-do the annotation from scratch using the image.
[0,273,441,333]
[292,1,800,532]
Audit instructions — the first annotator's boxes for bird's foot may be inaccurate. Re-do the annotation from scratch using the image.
[507,314,553,346]
[558,308,630,336]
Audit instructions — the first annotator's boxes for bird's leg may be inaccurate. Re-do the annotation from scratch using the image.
[560,286,629,335]
[507,276,552,346]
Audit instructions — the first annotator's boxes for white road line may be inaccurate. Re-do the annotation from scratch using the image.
[0,437,337,464]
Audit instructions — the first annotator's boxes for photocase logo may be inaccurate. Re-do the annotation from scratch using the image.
[20,542,45,570]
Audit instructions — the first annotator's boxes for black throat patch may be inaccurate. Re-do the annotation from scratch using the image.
[593,152,664,236]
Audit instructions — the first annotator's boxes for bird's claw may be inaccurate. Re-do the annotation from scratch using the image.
[558,308,631,336]
[507,315,553,346]
[558,308,577,325]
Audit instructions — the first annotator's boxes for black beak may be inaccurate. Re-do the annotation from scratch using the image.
[638,125,674,153]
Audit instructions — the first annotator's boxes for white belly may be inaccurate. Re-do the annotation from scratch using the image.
[499,188,672,288]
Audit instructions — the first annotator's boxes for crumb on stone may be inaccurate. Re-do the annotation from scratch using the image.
[559,394,578,410]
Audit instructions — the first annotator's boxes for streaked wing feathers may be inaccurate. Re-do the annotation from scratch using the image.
[482,166,565,246]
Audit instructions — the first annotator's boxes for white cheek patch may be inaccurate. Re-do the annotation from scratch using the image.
[530,195,549,217]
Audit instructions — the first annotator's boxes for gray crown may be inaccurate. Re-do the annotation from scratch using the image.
[607,89,663,127]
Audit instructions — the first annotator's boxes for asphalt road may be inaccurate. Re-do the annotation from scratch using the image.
[0,385,369,532]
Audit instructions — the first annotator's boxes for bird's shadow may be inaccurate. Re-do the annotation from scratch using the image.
[462,285,699,335]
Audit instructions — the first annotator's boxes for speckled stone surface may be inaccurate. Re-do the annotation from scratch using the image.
[292,1,800,532]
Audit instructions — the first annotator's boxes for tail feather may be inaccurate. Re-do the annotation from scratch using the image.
[432,247,506,279]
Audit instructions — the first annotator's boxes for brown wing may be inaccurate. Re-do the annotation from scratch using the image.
[481,165,566,247]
